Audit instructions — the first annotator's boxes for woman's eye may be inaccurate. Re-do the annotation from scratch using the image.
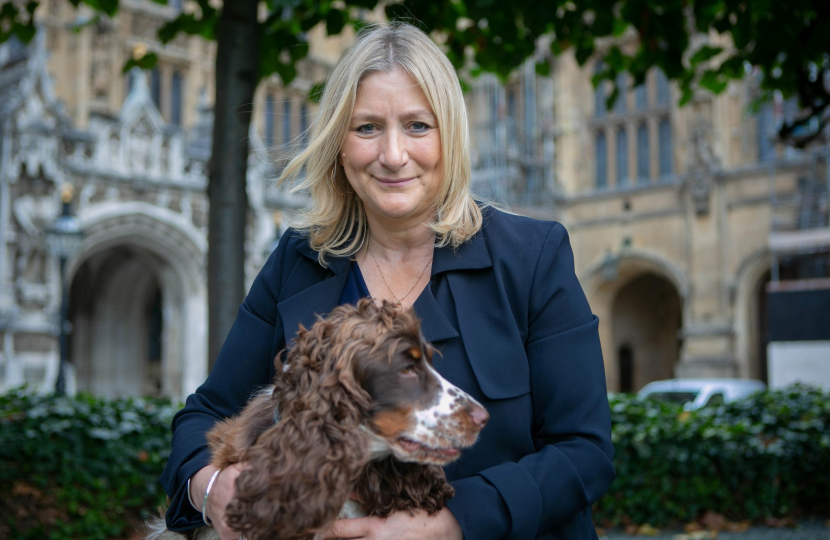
[409,122,431,133]
[355,124,378,135]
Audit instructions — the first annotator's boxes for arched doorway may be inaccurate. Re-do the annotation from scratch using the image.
[69,246,166,397]
[755,271,771,383]
[618,344,634,392]
[733,250,773,381]
[611,274,682,391]
[66,205,208,399]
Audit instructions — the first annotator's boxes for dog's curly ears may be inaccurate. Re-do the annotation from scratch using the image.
[225,308,375,540]
[227,415,370,540]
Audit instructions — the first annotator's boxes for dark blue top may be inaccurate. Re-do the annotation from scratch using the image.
[161,208,615,540]
[337,260,371,306]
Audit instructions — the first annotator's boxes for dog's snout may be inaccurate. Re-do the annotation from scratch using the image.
[471,406,489,428]
[465,401,489,428]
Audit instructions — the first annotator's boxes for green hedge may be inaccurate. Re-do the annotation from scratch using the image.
[594,384,830,527]
[0,389,178,540]
[2,385,828,538]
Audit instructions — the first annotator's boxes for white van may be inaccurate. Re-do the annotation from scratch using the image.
[637,378,766,410]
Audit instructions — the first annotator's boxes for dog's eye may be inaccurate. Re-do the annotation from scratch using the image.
[401,365,416,376]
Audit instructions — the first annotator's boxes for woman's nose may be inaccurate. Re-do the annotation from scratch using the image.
[378,129,407,171]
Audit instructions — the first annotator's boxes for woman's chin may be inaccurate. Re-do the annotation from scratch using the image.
[366,201,430,223]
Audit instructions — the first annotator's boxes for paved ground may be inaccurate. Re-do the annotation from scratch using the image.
[600,519,829,540]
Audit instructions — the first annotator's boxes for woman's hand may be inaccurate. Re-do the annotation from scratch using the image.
[321,507,463,540]
[190,463,245,540]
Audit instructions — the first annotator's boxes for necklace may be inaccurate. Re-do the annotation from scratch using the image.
[367,239,432,307]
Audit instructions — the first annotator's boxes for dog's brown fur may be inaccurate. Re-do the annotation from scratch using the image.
[207,299,456,540]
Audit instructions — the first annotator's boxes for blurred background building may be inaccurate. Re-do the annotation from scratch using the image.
[1,1,827,399]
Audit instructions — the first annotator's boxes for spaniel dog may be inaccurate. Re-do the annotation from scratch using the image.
[148,299,488,540]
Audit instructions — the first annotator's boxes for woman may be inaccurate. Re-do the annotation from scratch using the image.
[160,22,615,540]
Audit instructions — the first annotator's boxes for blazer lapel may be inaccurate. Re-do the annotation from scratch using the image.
[447,271,530,400]
[277,240,351,344]
[433,224,531,400]
[413,284,458,343]
[275,228,530,402]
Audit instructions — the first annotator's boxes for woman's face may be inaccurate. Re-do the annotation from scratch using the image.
[340,68,443,228]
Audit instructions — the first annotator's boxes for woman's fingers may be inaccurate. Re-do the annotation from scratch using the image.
[321,509,462,540]
[206,464,245,540]
[321,516,372,539]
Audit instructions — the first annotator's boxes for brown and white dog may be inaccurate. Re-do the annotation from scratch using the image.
[147,298,488,540]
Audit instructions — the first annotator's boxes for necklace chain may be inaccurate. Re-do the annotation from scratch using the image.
[367,239,432,307]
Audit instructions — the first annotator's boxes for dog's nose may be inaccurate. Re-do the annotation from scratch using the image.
[470,405,489,428]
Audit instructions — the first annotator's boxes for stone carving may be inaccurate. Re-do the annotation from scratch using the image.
[108,133,120,164]
[685,115,720,216]
[161,141,170,171]
[129,119,153,171]
[130,14,161,41]
[12,175,58,307]
[0,27,277,397]
[90,22,112,100]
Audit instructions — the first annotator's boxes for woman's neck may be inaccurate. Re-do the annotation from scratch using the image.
[358,212,436,309]
[363,215,435,259]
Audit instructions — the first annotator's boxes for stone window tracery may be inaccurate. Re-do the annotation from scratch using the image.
[659,118,673,180]
[616,127,629,186]
[265,94,275,142]
[637,123,649,183]
[596,131,607,189]
[282,100,292,146]
[171,71,182,126]
[590,65,674,190]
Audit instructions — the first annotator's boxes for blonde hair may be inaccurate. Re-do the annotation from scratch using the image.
[278,22,483,265]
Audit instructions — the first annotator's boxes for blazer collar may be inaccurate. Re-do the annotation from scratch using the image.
[432,226,492,275]
[294,228,493,277]
[295,238,351,275]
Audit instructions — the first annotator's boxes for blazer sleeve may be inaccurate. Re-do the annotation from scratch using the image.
[159,232,292,531]
[445,223,616,540]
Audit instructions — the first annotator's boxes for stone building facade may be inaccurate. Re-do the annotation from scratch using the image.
[467,52,827,392]
[0,1,325,398]
[1,2,826,399]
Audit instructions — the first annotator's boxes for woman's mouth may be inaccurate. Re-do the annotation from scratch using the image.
[375,176,415,187]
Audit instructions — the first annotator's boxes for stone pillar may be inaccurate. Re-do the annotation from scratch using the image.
[0,124,12,311]
[676,321,737,378]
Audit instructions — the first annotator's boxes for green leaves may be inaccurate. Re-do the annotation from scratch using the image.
[158,10,217,44]
[690,45,723,65]
[121,51,158,73]
[0,388,181,540]
[699,69,728,93]
[399,0,828,147]
[594,385,830,527]
[3,0,825,150]
[308,81,326,103]
[326,8,347,35]
[78,0,119,17]
[2,384,826,537]
[0,2,37,44]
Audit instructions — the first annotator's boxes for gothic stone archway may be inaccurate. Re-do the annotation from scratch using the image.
[611,274,683,392]
[581,249,689,392]
[67,205,207,399]
[69,246,165,397]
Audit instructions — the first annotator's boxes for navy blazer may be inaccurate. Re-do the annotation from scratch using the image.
[161,208,615,540]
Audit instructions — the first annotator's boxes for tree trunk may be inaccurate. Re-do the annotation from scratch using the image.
[207,0,260,369]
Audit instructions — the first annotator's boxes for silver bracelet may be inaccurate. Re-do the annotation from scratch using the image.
[186,478,199,511]
[202,468,222,527]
